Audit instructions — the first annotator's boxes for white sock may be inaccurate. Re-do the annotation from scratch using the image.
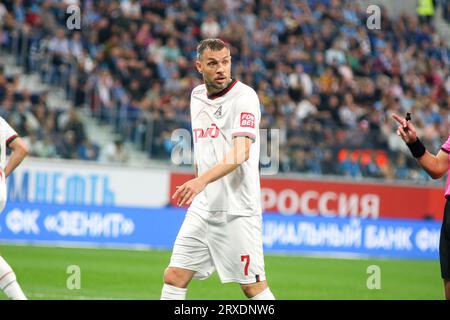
[249,288,275,300]
[160,283,187,300]
[0,256,27,300]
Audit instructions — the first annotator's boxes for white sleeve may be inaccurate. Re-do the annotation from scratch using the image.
[230,90,260,142]
[0,118,18,145]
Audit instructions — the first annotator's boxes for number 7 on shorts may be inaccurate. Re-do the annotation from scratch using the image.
[241,255,250,276]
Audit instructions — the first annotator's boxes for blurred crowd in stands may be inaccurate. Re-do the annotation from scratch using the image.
[444,0,450,23]
[1,0,450,182]
[0,63,130,163]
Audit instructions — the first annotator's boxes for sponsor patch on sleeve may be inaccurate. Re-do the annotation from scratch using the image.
[240,112,255,128]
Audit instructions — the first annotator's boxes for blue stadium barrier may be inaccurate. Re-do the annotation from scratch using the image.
[262,213,440,260]
[0,202,441,260]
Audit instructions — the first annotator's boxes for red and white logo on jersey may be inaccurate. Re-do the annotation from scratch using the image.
[193,123,220,143]
[240,112,255,128]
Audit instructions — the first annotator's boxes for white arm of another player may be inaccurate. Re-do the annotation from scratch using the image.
[172,136,252,207]
[4,137,28,178]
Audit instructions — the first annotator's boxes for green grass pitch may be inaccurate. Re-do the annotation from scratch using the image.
[0,244,444,300]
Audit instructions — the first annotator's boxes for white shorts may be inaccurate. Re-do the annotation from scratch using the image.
[169,209,267,284]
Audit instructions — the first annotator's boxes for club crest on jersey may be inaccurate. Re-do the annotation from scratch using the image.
[193,123,220,143]
[214,105,223,119]
[240,112,255,128]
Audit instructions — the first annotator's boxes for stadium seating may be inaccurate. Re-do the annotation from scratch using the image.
[0,0,450,182]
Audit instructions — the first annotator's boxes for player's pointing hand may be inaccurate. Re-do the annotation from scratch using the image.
[391,113,417,144]
[172,177,207,207]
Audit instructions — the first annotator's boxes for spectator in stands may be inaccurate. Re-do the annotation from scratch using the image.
[78,139,100,161]
[120,0,141,19]
[417,0,437,26]
[444,0,450,23]
[100,136,129,164]
[200,15,221,38]
[393,153,410,180]
[34,133,58,158]
[339,153,362,178]
[290,149,312,173]
[59,108,86,145]
[47,28,70,84]
[321,149,338,175]
[57,130,79,159]
[0,4,7,28]
[361,153,383,178]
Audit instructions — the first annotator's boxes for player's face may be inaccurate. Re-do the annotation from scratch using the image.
[196,48,232,91]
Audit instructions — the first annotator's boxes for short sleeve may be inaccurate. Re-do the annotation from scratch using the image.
[0,117,18,146]
[441,135,450,153]
[230,91,260,142]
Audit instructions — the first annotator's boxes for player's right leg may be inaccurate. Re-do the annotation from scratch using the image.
[0,256,27,300]
[161,267,194,300]
[444,279,450,300]
[161,210,215,300]
[440,202,450,300]
[163,267,195,288]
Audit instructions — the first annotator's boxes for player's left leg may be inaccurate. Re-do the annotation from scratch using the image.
[208,213,275,300]
[0,256,27,300]
[444,279,450,300]
[161,267,194,300]
[440,203,450,300]
[161,209,215,300]
[241,280,275,300]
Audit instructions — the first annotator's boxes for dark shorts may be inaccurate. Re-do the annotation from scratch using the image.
[440,199,450,279]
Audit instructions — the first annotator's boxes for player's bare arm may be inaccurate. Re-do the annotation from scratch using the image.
[4,137,28,178]
[392,113,448,179]
[172,136,252,206]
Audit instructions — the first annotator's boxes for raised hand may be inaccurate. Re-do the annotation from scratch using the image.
[391,113,417,144]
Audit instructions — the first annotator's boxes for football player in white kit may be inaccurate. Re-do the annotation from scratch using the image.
[161,39,275,300]
[0,117,28,300]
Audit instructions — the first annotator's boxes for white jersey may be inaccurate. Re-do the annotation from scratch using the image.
[0,116,18,213]
[189,80,261,216]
